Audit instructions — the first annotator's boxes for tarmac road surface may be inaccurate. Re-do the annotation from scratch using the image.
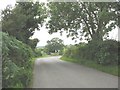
[32,56,118,88]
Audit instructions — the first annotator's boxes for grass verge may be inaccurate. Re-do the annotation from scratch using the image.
[61,56,119,76]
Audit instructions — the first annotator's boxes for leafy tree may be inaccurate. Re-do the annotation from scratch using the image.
[46,2,119,42]
[2,2,47,48]
[28,38,39,50]
[45,38,64,54]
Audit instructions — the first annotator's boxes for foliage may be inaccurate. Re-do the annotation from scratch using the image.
[61,57,118,76]
[62,40,119,76]
[63,45,79,58]
[45,38,64,55]
[93,40,118,65]
[34,48,43,57]
[28,38,39,50]
[2,2,47,48]
[2,32,33,88]
[46,2,119,41]
[63,40,119,65]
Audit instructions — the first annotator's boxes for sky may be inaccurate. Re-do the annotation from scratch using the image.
[0,0,119,47]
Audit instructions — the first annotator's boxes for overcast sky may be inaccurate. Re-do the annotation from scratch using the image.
[0,0,118,47]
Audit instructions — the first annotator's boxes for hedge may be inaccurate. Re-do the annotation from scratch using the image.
[2,32,33,88]
[63,40,119,65]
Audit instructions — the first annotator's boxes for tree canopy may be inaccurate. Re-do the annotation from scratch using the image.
[46,2,119,42]
[45,38,64,54]
[2,2,47,48]
[1,1,119,48]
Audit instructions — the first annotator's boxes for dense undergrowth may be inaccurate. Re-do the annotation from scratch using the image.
[2,32,34,88]
[62,40,119,76]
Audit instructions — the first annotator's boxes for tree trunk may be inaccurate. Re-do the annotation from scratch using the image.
[91,32,103,42]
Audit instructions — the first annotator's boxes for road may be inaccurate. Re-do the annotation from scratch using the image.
[32,56,118,88]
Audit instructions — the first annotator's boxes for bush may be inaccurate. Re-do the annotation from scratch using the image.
[34,48,42,57]
[82,40,119,65]
[94,40,118,65]
[58,49,64,55]
[63,45,79,59]
[77,44,88,59]
[2,32,33,88]
[63,40,119,65]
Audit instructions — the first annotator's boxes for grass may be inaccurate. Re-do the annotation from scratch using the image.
[61,56,119,76]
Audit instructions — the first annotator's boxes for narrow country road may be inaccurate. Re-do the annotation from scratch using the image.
[32,56,118,88]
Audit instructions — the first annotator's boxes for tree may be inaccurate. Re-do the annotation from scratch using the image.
[2,2,47,48]
[45,38,64,54]
[28,38,39,50]
[46,2,119,42]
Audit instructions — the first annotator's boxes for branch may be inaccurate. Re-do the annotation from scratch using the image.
[82,17,93,38]
[81,2,96,35]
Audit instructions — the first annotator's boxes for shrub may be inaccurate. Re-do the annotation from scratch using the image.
[63,45,73,58]
[34,48,42,57]
[2,32,33,88]
[94,40,118,65]
[63,40,119,66]
[77,44,88,59]
[63,45,79,59]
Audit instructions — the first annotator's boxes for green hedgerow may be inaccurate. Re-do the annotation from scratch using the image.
[2,32,33,88]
